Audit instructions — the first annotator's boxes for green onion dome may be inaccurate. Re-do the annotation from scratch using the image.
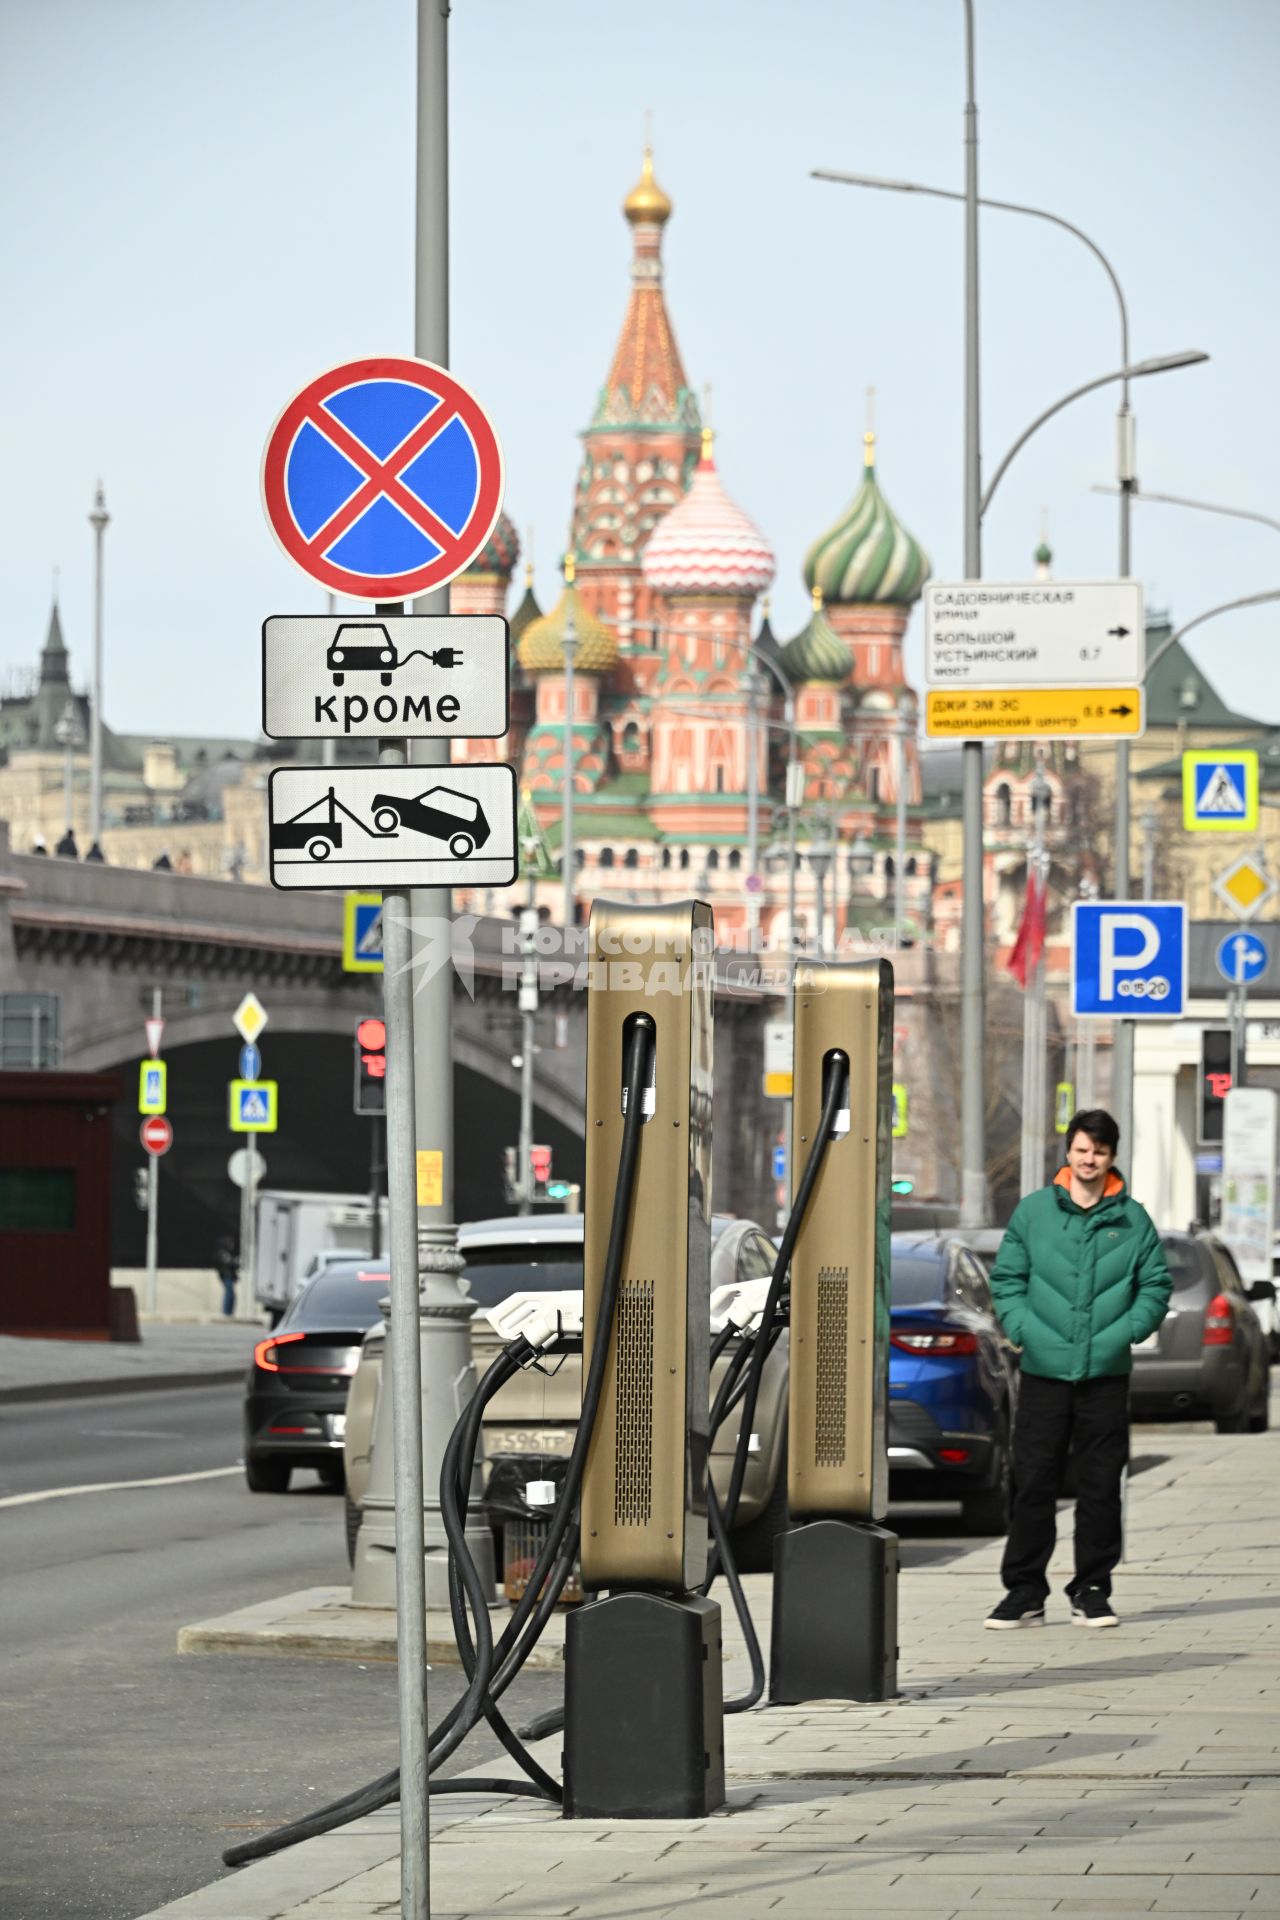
[780,588,853,685]
[802,432,929,607]
[517,563,618,674]
[463,510,520,581]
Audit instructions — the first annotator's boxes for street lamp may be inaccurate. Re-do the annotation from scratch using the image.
[560,558,579,932]
[808,810,835,954]
[88,482,109,846]
[1019,767,1052,1197]
[745,657,766,947]
[814,55,1209,1217]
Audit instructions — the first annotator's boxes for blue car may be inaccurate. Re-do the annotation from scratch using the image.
[889,1231,1018,1534]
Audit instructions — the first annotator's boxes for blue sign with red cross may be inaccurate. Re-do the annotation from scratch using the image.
[261,356,504,602]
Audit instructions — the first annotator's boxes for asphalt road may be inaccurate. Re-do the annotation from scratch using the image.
[0,1384,563,1920]
[0,1384,985,1920]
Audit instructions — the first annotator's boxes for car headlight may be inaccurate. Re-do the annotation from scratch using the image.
[380,650,393,663]
[331,649,343,663]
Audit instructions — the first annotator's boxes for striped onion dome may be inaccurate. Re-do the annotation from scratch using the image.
[781,588,853,684]
[463,509,520,580]
[802,432,929,606]
[517,577,618,674]
[641,432,775,597]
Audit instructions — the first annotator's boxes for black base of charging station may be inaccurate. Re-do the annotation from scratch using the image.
[769,1518,899,1704]
[562,1590,725,1818]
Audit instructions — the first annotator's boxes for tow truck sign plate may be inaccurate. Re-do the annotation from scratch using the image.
[267,763,517,891]
[261,614,509,741]
[924,579,1144,688]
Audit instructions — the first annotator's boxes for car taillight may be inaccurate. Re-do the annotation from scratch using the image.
[890,1330,979,1354]
[254,1332,306,1371]
[1202,1294,1234,1346]
[938,1446,971,1464]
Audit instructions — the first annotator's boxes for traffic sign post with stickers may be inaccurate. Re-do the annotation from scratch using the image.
[260,352,518,1845]
[923,580,1146,741]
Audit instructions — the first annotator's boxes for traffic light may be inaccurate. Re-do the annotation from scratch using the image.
[354,1015,386,1115]
[134,1167,149,1210]
[530,1144,552,1192]
[1199,1028,1232,1144]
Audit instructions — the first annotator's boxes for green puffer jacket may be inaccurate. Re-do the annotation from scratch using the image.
[989,1169,1172,1381]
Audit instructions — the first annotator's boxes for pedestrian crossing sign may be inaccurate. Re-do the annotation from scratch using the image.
[1183,750,1258,832]
[343,891,384,972]
[138,1059,167,1115]
[230,1079,278,1133]
[891,1084,909,1138]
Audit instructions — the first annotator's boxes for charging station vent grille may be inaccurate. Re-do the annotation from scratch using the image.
[814,1265,849,1467]
[614,1278,654,1524]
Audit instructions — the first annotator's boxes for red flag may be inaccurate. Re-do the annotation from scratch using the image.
[1007,868,1047,989]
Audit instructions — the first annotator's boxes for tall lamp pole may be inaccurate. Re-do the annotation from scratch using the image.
[894,691,914,943]
[561,558,579,931]
[745,659,762,946]
[88,483,109,846]
[54,701,80,834]
[1019,768,1051,1196]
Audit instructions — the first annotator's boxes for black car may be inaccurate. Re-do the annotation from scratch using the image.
[243,1259,389,1493]
[326,622,399,687]
[1130,1231,1271,1431]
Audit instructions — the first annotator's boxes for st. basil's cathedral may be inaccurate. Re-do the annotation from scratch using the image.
[452,149,934,944]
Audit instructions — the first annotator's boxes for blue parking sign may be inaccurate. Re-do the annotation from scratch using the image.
[1071,901,1187,1019]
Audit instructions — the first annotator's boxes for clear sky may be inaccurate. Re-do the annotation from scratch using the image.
[3,0,1278,740]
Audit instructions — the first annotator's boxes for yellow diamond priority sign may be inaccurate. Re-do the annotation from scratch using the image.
[1212,852,1277,922]
[233,993,269,1044]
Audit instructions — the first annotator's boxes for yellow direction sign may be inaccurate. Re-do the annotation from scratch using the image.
[138,1059,167,1116]
[924,687,1143,740]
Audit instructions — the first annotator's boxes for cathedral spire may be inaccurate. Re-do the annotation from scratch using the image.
[594,147,697,431]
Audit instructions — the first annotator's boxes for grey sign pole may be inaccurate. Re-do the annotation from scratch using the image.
[960,0,988,1226]
[145,987,162,1315]
[377,600,431,1920]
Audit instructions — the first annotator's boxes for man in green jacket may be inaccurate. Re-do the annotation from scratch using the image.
[985,1108,1172,1630]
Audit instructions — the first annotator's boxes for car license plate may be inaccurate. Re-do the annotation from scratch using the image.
[1131,1332,1159,1353]
[331,1413,346,1437]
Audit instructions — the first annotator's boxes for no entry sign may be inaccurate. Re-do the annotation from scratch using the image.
[261,356,505,602]
[140,1116,173,1156]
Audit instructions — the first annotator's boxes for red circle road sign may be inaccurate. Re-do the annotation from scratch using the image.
[261,356,505,602]
[140,1116,173,1156]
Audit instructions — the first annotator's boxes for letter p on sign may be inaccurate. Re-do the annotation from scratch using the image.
[1099,913,1160,1000]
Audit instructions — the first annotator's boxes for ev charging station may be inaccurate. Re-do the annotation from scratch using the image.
[771,956,899,1704]
[562,899,724,1819]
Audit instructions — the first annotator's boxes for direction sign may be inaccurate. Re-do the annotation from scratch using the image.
[1216,929,1269,986]
[145,1017,165,1058]
[230,1079,278,1133]
[267,764,517,891]
[343,892,384,972]
[924,580,1144,688]
[261,613,509,742]
[1071,901,1187,1019]
[233,993,268,1044]
[925,687,1143,740]
[771,1144,787,1182]
[1212,851,1277,922]
[239,1042,262,1082]
[261,355,504,602]
[140,1116,172,1156]
[1184,750,1259,832]
[138,1059,167,1115]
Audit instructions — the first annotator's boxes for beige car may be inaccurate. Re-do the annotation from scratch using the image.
[343,1213,788,1579]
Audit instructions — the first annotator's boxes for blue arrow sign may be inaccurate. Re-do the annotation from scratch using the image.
[1215,928,1269,986]
[239,1042,262,1082]
[772,1145,787,1182]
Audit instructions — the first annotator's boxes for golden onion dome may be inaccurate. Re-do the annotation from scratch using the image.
[517,573,619,674]
[623,147,673,226]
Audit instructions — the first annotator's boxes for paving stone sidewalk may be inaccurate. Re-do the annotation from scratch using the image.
[141,1424,1280,1919]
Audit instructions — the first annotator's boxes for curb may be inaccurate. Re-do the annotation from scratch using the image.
[0,1367,247,1406]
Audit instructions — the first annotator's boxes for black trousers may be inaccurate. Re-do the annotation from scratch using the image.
[1001,1372,1129,1601]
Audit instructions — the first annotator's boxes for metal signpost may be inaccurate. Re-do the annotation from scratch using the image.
[265,765,516,891]
[923,579,1145,741]
[1183,750,1259,833]
[231,994,270,1307]
[1213,877,1275,1089]
[139,994,165,1316]
[261,312,511,1911]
